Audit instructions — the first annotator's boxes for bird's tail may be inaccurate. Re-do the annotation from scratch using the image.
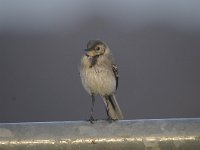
[103,94,124,120]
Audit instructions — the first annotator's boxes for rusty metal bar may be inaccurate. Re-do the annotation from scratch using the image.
[0,118,200,150]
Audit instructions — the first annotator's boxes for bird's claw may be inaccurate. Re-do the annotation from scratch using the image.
[88,115,97,124]
[106,116,117,123]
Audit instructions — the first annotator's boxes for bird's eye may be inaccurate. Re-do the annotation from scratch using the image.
[95,46,100,51]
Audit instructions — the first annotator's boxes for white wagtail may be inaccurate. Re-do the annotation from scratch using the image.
[80,40,123,123]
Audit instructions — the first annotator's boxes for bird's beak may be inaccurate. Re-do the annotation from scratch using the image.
[84,48,90,51]
[84,48,90,56]
[84,48,96,57]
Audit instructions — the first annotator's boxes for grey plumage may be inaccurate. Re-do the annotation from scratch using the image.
[80,40,123,121]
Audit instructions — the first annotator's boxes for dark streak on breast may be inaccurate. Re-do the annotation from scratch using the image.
[89,55,99,68]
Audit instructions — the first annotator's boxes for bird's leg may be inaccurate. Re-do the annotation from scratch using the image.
[106,100,110,119]
[89,93,95,124]
[106,102,114,123]
[104,95,115,122]
[105,96,112,121]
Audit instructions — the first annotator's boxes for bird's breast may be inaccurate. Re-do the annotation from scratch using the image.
[81,65,116,96]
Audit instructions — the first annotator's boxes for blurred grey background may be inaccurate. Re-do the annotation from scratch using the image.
[0,0,200,123]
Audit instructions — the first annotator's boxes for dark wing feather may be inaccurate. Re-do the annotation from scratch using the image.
[112,64,119,90]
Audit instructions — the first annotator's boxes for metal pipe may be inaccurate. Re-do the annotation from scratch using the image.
[0,118,200,150]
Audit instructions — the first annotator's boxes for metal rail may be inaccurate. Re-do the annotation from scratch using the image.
[0,118,200,150]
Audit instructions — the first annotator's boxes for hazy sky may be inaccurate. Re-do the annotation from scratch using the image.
[0,0,200,33]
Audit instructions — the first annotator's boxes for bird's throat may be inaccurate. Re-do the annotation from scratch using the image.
[88,55,99,68]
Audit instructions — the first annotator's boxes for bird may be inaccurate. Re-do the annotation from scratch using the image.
[80,40,123,123]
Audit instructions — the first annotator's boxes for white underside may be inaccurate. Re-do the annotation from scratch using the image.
[81,66,116,96]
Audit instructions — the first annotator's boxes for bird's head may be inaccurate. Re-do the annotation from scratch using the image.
[84,40,109,57]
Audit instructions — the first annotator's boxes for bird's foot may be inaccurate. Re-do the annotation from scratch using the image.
[87,115,97,124]
[106,116,117,123]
